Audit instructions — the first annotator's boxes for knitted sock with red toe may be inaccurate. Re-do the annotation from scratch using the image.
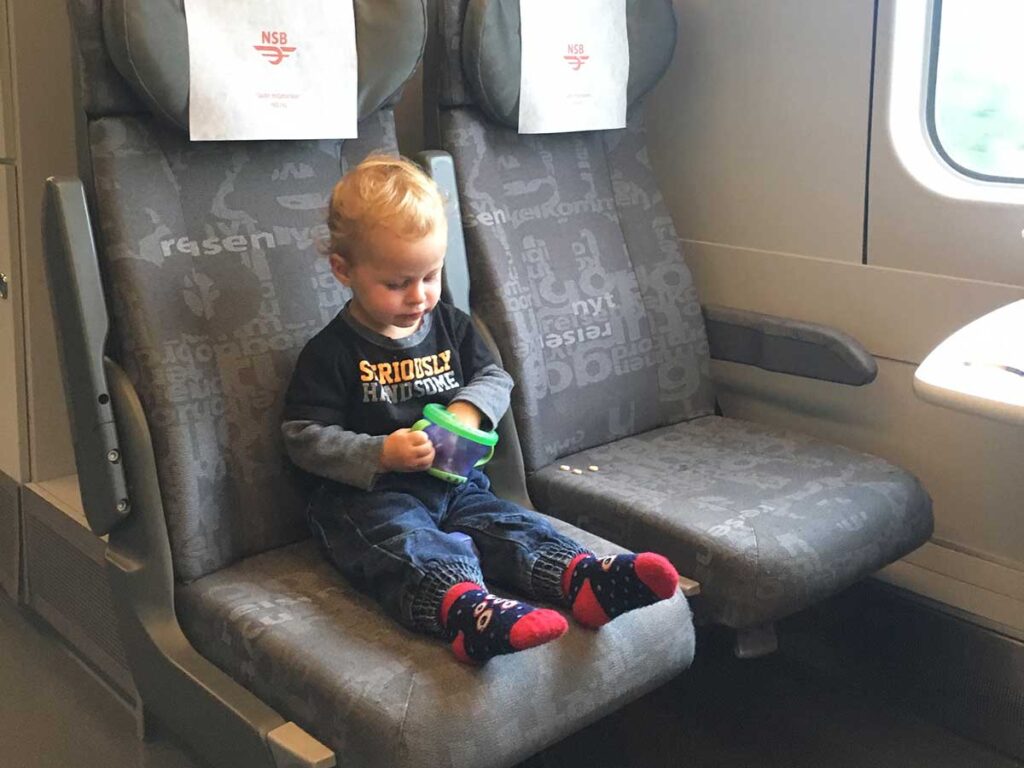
[562,553,679,628]
[439,582,568,664]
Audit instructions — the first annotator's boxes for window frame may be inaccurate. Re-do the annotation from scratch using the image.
[887,0,1024,207]
[926,0,1024,185]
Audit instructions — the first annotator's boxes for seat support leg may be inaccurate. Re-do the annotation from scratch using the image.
[134,702,161,742]
[734,623,779,659]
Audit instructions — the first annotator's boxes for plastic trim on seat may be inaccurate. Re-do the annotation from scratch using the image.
[415,150,471,314]
[44,178,130,536]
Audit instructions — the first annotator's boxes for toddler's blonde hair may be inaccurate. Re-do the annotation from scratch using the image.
[326,154,446,256]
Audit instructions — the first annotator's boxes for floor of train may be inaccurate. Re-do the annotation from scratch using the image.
[1,591,1020,768]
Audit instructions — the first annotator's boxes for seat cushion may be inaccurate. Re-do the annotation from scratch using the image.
[528,416,933,629]
[176,523,694,768]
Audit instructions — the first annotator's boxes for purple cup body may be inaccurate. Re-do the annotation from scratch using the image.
[422,423,492,477]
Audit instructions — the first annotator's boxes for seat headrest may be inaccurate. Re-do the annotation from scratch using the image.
[459,0,676,129]
[99,0,426,130]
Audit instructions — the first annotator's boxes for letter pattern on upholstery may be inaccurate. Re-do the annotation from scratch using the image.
[65,6,697,766]
[90,115,395,581]
[84,122,696,759]
[441,109,717,472]
[435,0,715,473]
[431,0,934,629]
[529,416,933,628]
[77,0,430,582]
[177,527,694,767]
[75,0,419,582]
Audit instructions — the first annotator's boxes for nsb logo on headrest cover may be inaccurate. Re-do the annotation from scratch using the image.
[254,31,296,65]
[563,43,589,71]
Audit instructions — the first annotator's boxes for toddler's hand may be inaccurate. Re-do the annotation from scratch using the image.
[381,428,435,472]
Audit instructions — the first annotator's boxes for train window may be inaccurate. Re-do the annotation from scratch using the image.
[929,0,1024,183]
[888,0,1024,208]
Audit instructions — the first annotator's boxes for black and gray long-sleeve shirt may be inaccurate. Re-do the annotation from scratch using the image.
[281,301,513,490]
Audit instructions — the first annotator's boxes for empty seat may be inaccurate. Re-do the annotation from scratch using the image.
[426,0,933,644]
[529,416,930,628]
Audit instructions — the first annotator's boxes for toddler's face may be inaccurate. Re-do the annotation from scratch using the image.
[330,224,447,339]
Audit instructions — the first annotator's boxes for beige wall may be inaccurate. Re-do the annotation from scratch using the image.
[650,0,874,264]
[3,0,80,484]
[0,165,26,483]
[868,2,1024,287]
[0,0,12,161]
[647,0,1024,634]
[1,0,28,483]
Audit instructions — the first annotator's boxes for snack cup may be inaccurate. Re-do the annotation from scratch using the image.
[411,403,498,484]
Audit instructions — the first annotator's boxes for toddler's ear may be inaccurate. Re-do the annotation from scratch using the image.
[329,252,352,286]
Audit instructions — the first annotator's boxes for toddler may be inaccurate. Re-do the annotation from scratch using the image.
[282,155,678,663]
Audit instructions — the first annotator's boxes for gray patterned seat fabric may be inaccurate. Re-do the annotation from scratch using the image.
[177,526,693,768]
[432,0,933,630]
[529,417,932,628]
[65,1,695,764]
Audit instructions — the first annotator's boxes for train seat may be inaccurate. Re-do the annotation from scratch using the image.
[426,0,934,652]
[43,1,694,767]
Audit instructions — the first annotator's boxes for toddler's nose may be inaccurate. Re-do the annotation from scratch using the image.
[407,282,426,305]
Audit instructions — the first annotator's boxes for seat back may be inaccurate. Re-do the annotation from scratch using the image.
[431,0,717,474]
[66,0,425,582]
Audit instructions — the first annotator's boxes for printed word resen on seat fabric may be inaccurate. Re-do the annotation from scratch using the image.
[91,116,397,583]
[82,0,420,582]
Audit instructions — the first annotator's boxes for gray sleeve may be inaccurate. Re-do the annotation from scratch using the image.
[281,420,388,491]
[450,363,514,430]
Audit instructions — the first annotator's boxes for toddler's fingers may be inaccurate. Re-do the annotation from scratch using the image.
[411,442,435,461]
[412,444,435,468]
[407,430,431,447]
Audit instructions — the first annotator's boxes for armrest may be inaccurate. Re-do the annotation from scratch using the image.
[703,304,878,386]
[43,177,130,536]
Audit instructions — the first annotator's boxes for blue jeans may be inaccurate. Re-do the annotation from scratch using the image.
[308,470,588,636]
